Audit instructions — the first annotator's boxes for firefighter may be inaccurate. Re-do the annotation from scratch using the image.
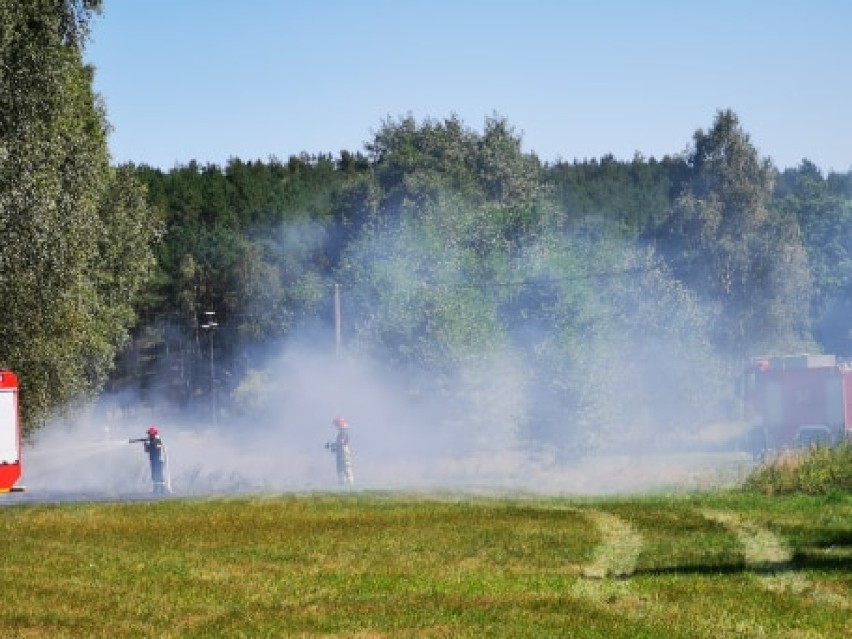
[325,416,354,485]
[131,425,168,494]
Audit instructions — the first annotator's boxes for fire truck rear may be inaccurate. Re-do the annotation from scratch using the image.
[0,370,24,493]
[743,354,852,458]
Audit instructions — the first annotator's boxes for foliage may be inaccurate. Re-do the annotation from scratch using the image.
[742,442,852,495]
[117,155,364,406]
[503,221,730,455]
[366,113,546,213]
[776,160,852,357]
[657,109,814,358]
[548,153,688,235]
[338,116,553,438]
[0,0,156,430]
[335,116,736,455]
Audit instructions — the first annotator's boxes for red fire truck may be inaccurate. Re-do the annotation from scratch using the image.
[0,370,24,493]
[743,354,852,458]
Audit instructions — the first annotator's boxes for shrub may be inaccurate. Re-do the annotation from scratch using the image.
[742,442,852,495]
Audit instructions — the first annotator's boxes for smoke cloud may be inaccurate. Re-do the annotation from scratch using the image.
[16,216,755,502]
[17,354,749,501]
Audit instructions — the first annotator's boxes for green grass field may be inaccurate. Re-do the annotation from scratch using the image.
[1,489,850,638]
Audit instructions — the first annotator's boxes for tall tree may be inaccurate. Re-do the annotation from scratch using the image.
[776,161,852,356]
[0,0,158,430]
[659,109,812,358]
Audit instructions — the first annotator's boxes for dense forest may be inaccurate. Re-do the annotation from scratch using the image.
[3,2,852,458]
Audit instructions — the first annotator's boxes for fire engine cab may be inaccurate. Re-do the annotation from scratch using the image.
[743,354,852,458]
[0,370,24,493]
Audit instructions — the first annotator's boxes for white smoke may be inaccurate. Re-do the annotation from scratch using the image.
[18,335,750,500]
[15,216,757,501]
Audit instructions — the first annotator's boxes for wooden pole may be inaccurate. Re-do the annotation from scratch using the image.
[334,283,342,357]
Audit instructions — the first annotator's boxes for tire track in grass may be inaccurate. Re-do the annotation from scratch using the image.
[572,509,644,606]
[580,510,643,579]
[702,510,810,594]
[707,511,852,607]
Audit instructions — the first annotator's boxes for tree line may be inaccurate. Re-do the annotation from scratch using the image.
[3,2,852,455]
[117,112,852,455]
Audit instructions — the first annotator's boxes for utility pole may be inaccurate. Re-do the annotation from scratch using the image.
[201,310,218,424]
[334,283,342,358]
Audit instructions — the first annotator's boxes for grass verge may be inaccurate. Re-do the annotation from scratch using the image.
[742,442,852,495]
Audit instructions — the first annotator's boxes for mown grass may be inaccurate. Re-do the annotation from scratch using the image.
[1,490,850,638]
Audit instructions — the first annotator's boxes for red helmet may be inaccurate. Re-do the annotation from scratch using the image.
[147,425,159,436]
[332,416,347,428]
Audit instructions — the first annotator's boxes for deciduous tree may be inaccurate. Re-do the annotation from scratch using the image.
[0,0,158,430]
[660,109,812,357]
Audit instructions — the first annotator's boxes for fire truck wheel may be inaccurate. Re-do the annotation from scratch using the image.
[797,427,831,449]
[748,427,768,462]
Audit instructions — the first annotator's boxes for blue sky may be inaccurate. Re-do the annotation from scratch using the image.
[85,0,852,172]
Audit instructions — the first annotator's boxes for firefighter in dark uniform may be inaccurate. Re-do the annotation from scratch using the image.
[142,425,166,494]
[326,416,354,485]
